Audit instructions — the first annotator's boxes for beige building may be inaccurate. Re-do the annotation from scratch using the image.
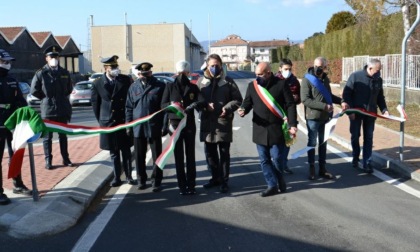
[210,34,249,70]
[91,23,204,74]
[249,40,289,63]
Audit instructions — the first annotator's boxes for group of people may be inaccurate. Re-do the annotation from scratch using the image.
[0,48,389,205]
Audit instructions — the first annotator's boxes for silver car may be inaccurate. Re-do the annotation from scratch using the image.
[69,81,93,106]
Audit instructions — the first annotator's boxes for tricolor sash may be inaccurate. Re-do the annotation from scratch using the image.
[253,80,295,146]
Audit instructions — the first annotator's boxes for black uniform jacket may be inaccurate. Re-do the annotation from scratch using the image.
[161,74,203,130]
[0,75,27,128]
[241,75,297,146]
[31,65,73,121]
[91,73,132,150]
[126,76,165,138]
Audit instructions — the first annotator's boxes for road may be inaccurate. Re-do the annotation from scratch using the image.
[1,75,420,251]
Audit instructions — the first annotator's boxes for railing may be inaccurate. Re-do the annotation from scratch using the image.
[342,54,420,90]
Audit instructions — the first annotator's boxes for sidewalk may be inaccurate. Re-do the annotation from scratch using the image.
[1,89,419,238]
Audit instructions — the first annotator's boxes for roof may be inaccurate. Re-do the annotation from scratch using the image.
[211,34,248,47]
[0,26,27,44]
[55,36,72,48]
[249,40,289,48]
[30,32,52,47]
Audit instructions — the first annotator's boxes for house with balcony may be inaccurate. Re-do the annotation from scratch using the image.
[209,34,249,70]
[249,40,289,63]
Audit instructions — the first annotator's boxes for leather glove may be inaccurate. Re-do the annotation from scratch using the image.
[184,102,197,113]
[162,126,169,137]
[127,128,133,138]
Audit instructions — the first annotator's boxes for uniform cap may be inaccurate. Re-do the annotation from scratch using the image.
[0,49,15,61]
[101,55,119,66]
[44,45,61,57]
[135,62,153,73]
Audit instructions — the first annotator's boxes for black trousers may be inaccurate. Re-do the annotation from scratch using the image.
[173,128,196,190]
[0,129,24,194]
[205,142,231,184]
[109,144,132,182]
[42,117,69,162]
[134,136,162,185]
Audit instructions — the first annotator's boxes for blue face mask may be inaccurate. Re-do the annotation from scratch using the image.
[209,65,221,76]
[373,71,381,79]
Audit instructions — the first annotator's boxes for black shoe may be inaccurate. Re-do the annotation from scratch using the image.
[126,177,137,185]
[352,158,359,168]
[179,188,188,195]
[220,183,229,193]
[188,188,196,195]
[13,185,32,196]
[63,158,73,167]
[319,171,334,179]
[203,180,220,189]
[138,183,147,190]
[259,187,279,197]
[364,164,374,174]
[0,194,11,205]
[152,185,162,192]
[45,160,53,170]
[283,167,293,174]
[110,180,122,187]
[277,176,287,193]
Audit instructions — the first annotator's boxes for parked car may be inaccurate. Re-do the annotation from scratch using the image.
[18,82,30,100]
[171,73,200,84]
[26,93,41,107]
[152,72,175,78]
[88,72,103,82]
[69,81,93,106]
[192,69,204,76]
[154,76,175,85]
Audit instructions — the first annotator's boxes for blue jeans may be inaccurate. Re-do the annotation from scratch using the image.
[256,144,284,188]
[349,114,376,166]
[306,119,327,165]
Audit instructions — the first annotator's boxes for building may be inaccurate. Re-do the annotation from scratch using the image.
[249,40,289,63]
[0,26,82,82]
[91,23,204,74]
[209,34,249,70]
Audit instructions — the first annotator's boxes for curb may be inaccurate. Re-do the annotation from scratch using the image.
[2,150,112,239]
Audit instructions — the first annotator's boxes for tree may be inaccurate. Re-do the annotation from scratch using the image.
[326,11,357,33]
[307,32,324,40]
[345,0,385,23]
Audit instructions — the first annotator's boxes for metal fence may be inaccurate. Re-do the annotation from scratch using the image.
[342,54,420,90]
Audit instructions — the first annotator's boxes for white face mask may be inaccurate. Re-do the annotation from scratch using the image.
[109,68,120,77]
[0,63,11,70]
[282,70,291,79]
[49,58,59,67]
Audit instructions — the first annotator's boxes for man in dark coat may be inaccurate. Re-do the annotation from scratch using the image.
[161,60,204,195]
[197,54,243,193]
[238,62,297,197]
[91,55,135,187]
[31,46,73,170]
[0,49,32,205]
[126,62,166,192]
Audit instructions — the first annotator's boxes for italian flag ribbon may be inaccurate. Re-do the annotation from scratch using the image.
[5,104,185,178]
[253,80,295,146]
[290,105,407,160]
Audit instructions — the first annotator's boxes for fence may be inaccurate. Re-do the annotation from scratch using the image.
[342,54,420,90]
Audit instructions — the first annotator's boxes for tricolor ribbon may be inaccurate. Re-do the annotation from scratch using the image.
[290,106,407,160]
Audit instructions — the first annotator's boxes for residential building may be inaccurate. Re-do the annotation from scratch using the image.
[209,34,249,70]
[249,40,289,63]
[91,23,205,74]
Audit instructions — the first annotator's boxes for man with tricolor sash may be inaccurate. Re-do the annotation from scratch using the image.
[238,62,297,197]
[342,59,389,173]
[301,57,343,180]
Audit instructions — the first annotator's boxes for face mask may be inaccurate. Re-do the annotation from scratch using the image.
[373,71,381,79]
[256,76,266,86]
[282,70,291,79]
[109,68,120,77]
[0,63,11,70]
[49,58,59,67]
[314,66,323,76]
[209,65,221,77]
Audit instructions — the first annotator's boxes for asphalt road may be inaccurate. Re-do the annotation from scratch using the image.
[1,76,420,251]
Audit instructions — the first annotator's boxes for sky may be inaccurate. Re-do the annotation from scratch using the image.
[2,0,352,51]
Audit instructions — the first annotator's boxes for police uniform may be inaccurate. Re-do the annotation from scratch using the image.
[0,49,31,205]
[91,55,134,187]
[126,62,166,191]
[161,72,203,194]
[31,46,73,169]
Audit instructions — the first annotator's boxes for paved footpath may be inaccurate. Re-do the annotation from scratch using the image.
[0,87,419,238]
